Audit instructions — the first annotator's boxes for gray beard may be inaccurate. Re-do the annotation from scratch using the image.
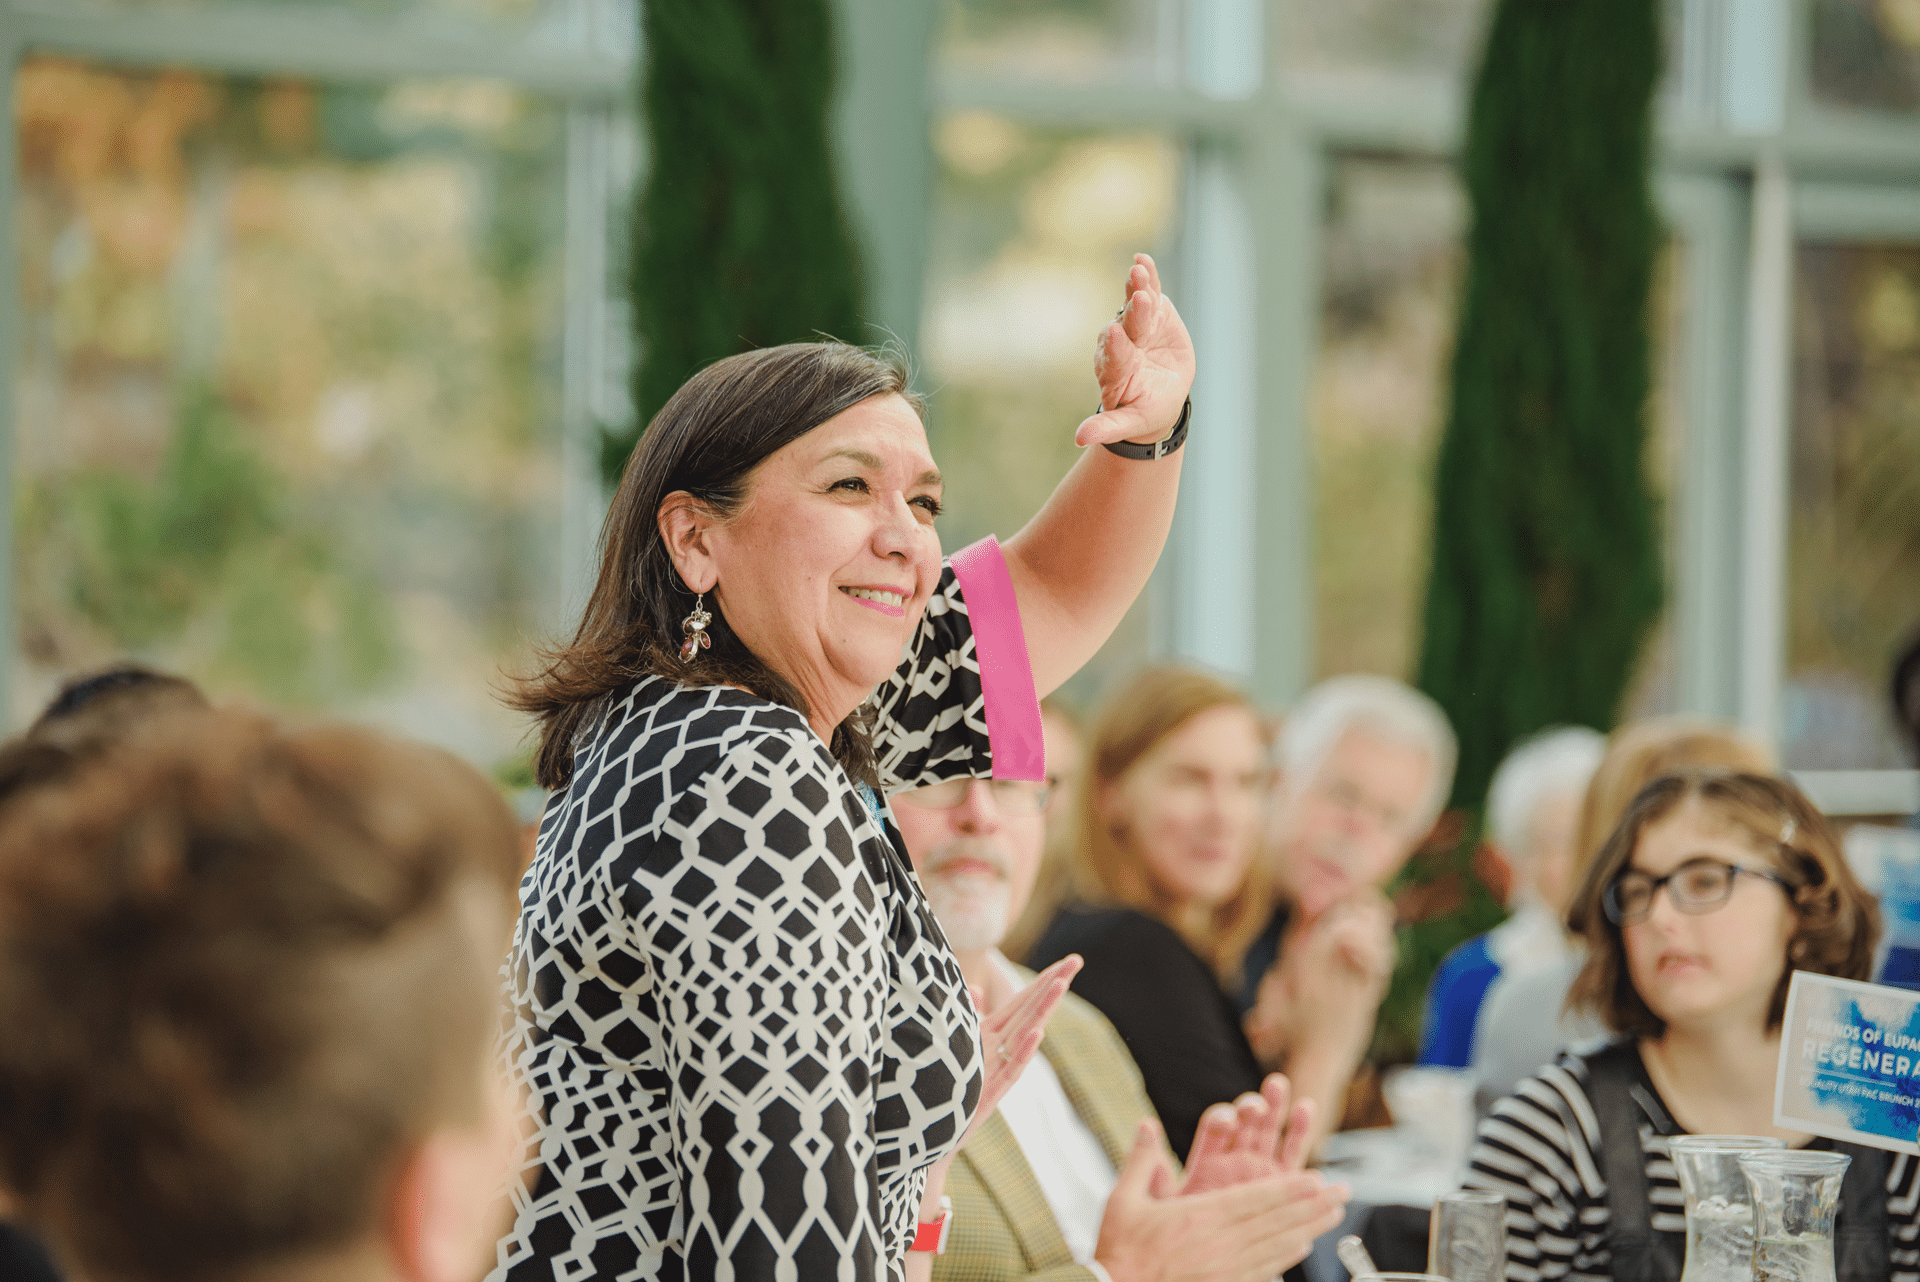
[922,872,1010,953]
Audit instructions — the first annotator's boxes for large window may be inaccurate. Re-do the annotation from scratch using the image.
[1,2,631,775]
[928,0,1920,812]
[921,110,1179,703]
[1310,154,1462,683]
[1786,241,1920,770]
[1308,152,1692,714]
[14,59,567,766]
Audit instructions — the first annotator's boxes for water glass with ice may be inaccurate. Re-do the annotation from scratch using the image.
[1739,1149,1850,1282]
[1427,1189,1506,1282]
[1669,1134,1786,1282]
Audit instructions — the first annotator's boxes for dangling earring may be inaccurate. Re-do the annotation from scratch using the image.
[679,594,713,663]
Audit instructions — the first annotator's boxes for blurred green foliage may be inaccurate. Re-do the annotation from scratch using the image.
[613,0,868,482]
[18,387,397,705]
[1387,0,1666,1062]
[1416,0,1664,809]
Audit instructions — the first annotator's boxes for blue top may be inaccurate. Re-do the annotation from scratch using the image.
[1418,934,1501,1067]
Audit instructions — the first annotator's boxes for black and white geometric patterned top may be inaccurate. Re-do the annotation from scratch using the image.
[490,544,1042,1282]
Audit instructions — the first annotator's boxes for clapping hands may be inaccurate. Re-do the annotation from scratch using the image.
[1093,1077,1349,1282]
[1247,891,1395,1069]
[1181,1072,1317,1195]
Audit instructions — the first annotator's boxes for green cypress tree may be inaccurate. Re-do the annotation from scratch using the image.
[1416,0,1666,810]
[609,0,868,482]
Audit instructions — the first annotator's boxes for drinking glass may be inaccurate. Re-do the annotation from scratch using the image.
[1739,1150,1850,1282]
[1669,1134,1787,1282]
[1427,1190,1506,1282]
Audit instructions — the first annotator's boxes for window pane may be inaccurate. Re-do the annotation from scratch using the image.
[1810,0,1920,116]
[1312,156,1463,681]
[1278,0,1491,78]
[69,0,565,22]
[921,112,1178,702]
[937,0,1174,83]
[1311,154,1684,712]
[1785,243,1920,769]
[15,60,567,771]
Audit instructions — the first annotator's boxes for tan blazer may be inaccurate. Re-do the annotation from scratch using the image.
[934,977,1162,1282]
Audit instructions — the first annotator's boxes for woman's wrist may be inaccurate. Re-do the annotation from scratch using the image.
[917,1153,955,1219]
[1287,1036,1367,1093]
[1104,398,1191,458]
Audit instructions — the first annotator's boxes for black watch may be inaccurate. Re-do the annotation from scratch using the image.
[1100,397,1190,460]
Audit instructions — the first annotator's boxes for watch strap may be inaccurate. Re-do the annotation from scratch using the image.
[909,1196,952,1254]
[1100,396,1190,460]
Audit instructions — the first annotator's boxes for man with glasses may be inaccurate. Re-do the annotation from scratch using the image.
[891,735,1348,1282]
[1238,677,1456,1134]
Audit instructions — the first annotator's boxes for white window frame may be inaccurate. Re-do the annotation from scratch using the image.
[0,0,636,723]
[934,0,1920,813]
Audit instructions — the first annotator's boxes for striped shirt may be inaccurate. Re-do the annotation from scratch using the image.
[1463,1043,1920,1282]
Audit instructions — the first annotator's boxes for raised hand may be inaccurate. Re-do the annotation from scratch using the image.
[1181,1072,1318,1195]
[1077,253,1197,449]
[969,953,1082,1129]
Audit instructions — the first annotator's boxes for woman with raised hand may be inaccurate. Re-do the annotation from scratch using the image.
[497,256,1195,1282]
[1464,771,1915,1281]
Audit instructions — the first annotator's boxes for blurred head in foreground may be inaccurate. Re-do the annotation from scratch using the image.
[1072,665,1270,977]
[0,709,523,1282]
[1265,675,1457,918]
[28,663,209,744]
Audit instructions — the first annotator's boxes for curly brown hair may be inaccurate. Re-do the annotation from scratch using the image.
[1566,770,1878,1038]
[0,708,521,1282]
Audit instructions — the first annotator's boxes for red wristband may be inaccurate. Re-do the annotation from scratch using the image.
[909,1197,952,1254]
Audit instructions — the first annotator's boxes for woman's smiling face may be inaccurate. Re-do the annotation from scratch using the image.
[1105,703,1269,913]
[698,392,945,731]
[1622,798,1798,1034]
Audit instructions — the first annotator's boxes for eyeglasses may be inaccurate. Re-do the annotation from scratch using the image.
[1603,856,1794,926]
[894,777,1054,817]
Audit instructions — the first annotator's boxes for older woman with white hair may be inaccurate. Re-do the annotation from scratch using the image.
[1416,726,1606,1067]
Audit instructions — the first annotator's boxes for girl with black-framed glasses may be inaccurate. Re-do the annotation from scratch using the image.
[1461,769,1912,1282]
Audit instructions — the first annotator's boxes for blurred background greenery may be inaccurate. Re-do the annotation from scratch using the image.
[13,62,567,773]
[8,0,1920,1055]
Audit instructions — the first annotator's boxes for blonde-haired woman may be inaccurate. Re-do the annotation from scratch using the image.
[1028,666,1287,1159]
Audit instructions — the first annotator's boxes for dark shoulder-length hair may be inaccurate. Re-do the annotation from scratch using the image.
[508,341,924,790]
[1566,769,1878,1038]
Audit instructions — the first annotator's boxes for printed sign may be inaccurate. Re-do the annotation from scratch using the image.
[1775,970,1920,1154]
